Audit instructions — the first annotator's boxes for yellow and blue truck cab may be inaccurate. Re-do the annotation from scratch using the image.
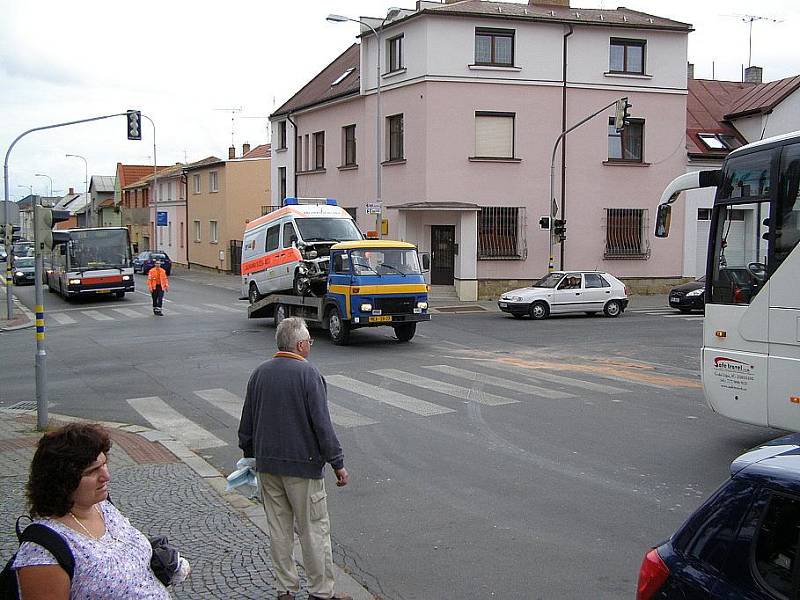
[247,239,430,344]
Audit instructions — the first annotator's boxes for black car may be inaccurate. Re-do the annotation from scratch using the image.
[133,251,172,275]
[668,276,705,313]
[637,433,800,600]
[11,256,35,285]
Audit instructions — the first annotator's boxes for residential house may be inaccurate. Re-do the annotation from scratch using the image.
[116,163,170,253]
[184,144,270,272]
[17,194,57,240]
[89,176,119,227]
[270,0,693,300]
[53,188,89,229]
[681,68,800,277]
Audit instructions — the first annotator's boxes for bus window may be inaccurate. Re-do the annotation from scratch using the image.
[776,143,800,270]
[719,152,772,200]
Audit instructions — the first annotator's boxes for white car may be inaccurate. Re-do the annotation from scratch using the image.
[498,271,628,320]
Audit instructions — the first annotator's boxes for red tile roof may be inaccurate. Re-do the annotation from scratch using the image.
[725,74,800,119]
[116,164,171,188]
[242,144,271,159]
[686,79,752,157]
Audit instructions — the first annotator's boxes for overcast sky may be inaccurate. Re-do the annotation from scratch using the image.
[1,0,797,200]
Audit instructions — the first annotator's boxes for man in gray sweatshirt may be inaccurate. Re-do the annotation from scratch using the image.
[238,317,350,600]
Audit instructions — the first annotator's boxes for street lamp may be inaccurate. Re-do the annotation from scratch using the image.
[327,8,401,238]
[65,154,89,227]
[34,173,53,197]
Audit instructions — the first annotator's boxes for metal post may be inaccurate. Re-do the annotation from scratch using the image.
[3,163,12,319]
[142,115,157,251]
[66,154,89,227]
[374,24,382,238]
[32,200,48,430]
[35,174,53,197]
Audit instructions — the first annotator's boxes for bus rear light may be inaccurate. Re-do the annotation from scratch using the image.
[733,286,743,303]
[636,548,669,600]
[715,330,727,338]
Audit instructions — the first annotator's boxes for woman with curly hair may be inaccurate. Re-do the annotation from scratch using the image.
[12,423,181,599]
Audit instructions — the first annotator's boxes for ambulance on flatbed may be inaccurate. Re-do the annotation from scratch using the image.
[243,199,430,345]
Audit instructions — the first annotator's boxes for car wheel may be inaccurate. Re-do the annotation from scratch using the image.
[327,306,351,345]
[604,300,622,318]
[248,282,262,305]
[529,301,549,320]
[273,303,288,328]
[393,322,417,342]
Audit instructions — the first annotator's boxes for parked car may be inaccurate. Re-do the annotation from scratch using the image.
[636,433,800,600]
[498,271,628,319]
[133,251,172,275]
[668,276,705,313]
[12,256,35,285]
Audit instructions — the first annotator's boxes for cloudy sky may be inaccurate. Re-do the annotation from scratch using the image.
[1,0,797,200]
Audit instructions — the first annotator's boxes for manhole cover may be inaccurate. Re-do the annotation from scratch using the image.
[433,305,487,313]
[5,401,37,411]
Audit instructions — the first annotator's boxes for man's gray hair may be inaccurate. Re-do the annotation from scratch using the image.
[276,317,309,351]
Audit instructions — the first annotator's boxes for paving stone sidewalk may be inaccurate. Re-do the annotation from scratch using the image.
[0,412,375,600]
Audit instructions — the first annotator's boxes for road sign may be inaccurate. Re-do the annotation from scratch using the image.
[0,201,20,223]
[157,211,168,226]
[365,203,382,215]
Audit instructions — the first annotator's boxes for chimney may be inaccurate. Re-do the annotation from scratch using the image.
[687,62,694,80]
[68,187,75,195]
[228,145,236,160]
[242,142,251,156]
[745,66,763,84]
[529,0,570,6]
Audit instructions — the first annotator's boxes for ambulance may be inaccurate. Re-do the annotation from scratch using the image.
[241,198,362,302]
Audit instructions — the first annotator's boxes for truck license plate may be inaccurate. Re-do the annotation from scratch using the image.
[369,315,392,322]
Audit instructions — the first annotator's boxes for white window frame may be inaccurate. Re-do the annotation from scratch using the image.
[474,112,515,159]
[193,174,201,194]
[209,220,219,244]
[209,171,219,193]
[193,220,201,242]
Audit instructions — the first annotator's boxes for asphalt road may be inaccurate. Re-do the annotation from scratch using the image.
[0,274,781,599]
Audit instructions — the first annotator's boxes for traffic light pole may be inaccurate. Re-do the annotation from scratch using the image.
[32,201,48,430]
[548,97,626,272]
[3,111,129,319]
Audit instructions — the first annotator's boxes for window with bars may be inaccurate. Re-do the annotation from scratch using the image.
[478,207,526,259]
[604,208,650,259]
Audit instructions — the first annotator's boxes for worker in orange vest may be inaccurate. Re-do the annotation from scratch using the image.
[147,259,169,316]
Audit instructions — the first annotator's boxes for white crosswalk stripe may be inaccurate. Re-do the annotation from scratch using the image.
[482,362,630,395]
[203,303,241,313]
[327,374,455,416]
[423,365,576,399]
[127,396,226,450]
[49,312,77,325]
[112,307,146,319]
[178,305,213,313]
[372,368,519,406]
[81,310,114,321]
[194,388,242,419]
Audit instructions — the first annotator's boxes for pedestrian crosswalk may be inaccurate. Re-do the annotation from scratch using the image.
[628,308,704,321]
[124,360,695,450]
[41,303,243,327]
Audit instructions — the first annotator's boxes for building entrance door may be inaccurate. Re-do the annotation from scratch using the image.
[430,225,455,285]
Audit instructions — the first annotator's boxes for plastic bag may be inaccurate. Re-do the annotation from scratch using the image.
[226,457,259,498]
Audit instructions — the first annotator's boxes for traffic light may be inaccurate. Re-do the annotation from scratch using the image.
[34,205,71,250]
[127,110,142,140]
[614,97,632,132]
[539,216,551,230]
[553,219,566,241]
[1,223,21,244]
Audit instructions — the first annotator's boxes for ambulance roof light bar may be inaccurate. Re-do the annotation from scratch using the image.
[282,197,338,206]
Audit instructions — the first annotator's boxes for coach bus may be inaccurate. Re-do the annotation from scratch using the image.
[655,130,800,430]
[44,227,135,299]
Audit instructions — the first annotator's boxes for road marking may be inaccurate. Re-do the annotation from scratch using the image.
[485,362,630,395]
[135,289,173,302]
[178,305,213,313]
[372,369,519,406]
[81,310,114,321]
[127,396,226,450]
[49,312,77,325]
[328,403,379,428]
[204,303,241,313]
[327,375,455,416]
[663,313,702,319]
[112,307,146,319]
[194,388,242,419]
[683,316,704,321]
[423,365,575,399]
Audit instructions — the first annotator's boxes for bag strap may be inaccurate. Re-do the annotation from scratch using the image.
[18,524,75,580]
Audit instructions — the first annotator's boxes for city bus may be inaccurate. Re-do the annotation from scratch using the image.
[655,130,800,430]
[44,227,135,299]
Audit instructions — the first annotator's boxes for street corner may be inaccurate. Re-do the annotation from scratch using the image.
[0,288,34,331]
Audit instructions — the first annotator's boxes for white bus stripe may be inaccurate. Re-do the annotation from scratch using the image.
[484,363,629,395]
[81,310,114,321]
[327,375,455,416]
[372,369,519,406]
[423,365,576,399]
[49,312,77,325]
[112,308,145,319]
[127,396,226,450]
[203,303,241,313]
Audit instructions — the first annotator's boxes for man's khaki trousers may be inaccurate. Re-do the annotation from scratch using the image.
[259,472,335,598]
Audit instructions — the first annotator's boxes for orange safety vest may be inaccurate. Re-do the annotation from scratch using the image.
[147,266,169,292]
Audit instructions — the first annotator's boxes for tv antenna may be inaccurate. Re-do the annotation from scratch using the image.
[214,107,243,146]
[723,14,783,67]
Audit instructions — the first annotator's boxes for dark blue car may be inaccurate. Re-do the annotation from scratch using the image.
[133,251,172,275]
[637,434,800,599]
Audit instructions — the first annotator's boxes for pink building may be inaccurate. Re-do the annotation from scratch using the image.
[270,0,692,299]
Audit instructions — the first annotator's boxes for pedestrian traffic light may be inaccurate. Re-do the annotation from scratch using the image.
[34,205,71,250]
[127,110,142,140]
[614,97,632,132]
[553,219,566,241]
[539,216,551,230]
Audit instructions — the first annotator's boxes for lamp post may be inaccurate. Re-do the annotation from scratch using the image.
[327,8,401,238]
[65,154,89,227]
[34,173,53,197]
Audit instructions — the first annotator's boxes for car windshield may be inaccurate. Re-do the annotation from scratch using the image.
[295,218,362,242]
[532,273,564,288]
[69,229,131,269]
[151,254,168,261]
[350,248,421,276]
[15,257,34,267]
[13,243,32,255]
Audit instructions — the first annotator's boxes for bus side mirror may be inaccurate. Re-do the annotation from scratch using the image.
[655,204,672,238]
[420,253,430,272]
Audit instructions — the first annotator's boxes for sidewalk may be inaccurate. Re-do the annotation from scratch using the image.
[0,410,375,600]
[0,281,33,331]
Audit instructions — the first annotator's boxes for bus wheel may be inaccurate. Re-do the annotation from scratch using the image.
[327,307,350,345]
[115,291,125,299]
[394,322,417,342]
[248,282,262,305]
[604,300,622,318]
[273,304,288,328]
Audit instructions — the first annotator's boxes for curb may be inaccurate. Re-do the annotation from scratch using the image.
[10,410,376,600]
[0,286,34,331]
